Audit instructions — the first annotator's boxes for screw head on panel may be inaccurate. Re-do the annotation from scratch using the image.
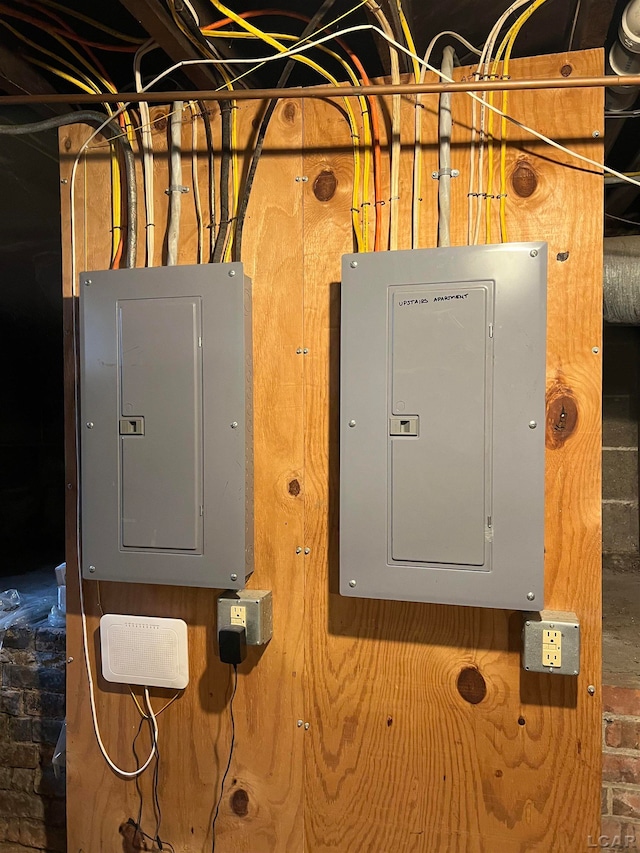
[451,169,460,178]
[587,685,596,695]
[350,260,358,268]
[348,420,356,428]
[88,565,96,573]
[349,579,357,588]
[60,178,68,185]
[304,547,310,555]
[296,547,302,554]
[592,130,600,138]
[230,573,238,582]
[296,348,303,354]
[230,421,239,429]
[86,422,94,429]
[67,657,74,664]
[526,592,535,601]
[83,279,92,286]
[297,719,303,727]
[431,171,438,179]
[228,269,236,277]
[304,722,310,730]
[529,249,538,258]
[592,347,599,354]
[528,421,537,429]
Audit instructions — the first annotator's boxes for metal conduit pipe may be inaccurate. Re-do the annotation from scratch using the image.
[604,236,640,324]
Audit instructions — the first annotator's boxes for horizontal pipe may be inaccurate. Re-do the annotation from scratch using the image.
[1,73,640,105]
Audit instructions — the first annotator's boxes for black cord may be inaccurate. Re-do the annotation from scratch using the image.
[232,0,338,262]
[199,102,216,263]
[211,664,238,853]
[212,100,232,263]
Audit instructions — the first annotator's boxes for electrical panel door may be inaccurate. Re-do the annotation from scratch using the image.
[80,263,253,588]
[340,244,547,610]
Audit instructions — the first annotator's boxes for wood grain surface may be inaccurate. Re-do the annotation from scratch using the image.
[61,50,602,853]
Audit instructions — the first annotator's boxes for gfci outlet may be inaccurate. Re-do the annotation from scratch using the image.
[522,611,580,675]
[218,590,272,646]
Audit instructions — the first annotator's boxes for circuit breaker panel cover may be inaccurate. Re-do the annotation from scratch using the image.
[79,263,253,588]
[340,244,547,610]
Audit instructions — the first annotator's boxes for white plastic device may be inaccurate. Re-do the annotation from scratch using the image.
[99,614,189,689]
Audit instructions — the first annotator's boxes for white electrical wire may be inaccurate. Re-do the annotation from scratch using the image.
[134,39,159,266]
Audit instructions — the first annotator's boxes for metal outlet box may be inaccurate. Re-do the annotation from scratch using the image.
[522,611,580,674]
[79,263,253,588]
[340,244,547,610]
[218,590,273,645]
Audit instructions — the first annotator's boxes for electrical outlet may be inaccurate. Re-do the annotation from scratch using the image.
[542,629,561,668]
[522,611,580,675]
[218,590,273,646]
[230,605,246,627]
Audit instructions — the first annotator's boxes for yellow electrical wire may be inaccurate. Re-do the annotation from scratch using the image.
[28,0,145,44]
[485,0,548,243]
[206,27,373,252]
[396,1,422,245]
[206,0,364,251]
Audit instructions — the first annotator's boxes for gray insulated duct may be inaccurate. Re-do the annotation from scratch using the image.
[604,236,640,324]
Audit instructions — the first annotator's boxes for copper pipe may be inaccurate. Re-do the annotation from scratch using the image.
[0,74,637,105]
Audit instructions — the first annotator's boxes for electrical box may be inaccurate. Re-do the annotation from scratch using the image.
[522,611,580,675]
[340,244,547,610]
[217,590,273,645]
[80,263,253,589]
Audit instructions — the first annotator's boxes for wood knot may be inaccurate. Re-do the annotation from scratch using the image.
[63,137,72,152]
[313,169,338,202]
[288,478,301,496]
[556,251,570,262]
[283,102,297,123]
[546,383,578,449]
[518,717,526,726]
[511,160,538,198]
[152,111,168,133]
[456,667,486,704]
[231,788,249,817]
[495,769,503,778]
[386,715,393,727]
[561,64,573,77]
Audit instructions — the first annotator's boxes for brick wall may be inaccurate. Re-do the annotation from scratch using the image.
[0,626,65,853]
[602,686,640,848]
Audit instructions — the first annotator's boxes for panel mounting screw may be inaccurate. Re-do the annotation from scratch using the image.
[230,573,238,582]
[296,348,303,354]
[230,421,238,429]
[529,249,538,258]
[348,420,356,428]
[89,565,96,573]
[304,722,310,730]
[303,348,309,354]
[304,547,310,555]
[60,178,68,185]
[592,346,599,354]
[432,171,438,179]
[587,685,596,695]
[84,279,92,286]
[528,420,537,429]
[350,260,358,268]
[297,719,303,727]
[228,269,236,277]
[349,579,357,588]
[67,657,74,664]
[592,130,600,138]
[296,547,302,554]
[86,422,94,429]
[451,169,460,178]
[526,591,535,601]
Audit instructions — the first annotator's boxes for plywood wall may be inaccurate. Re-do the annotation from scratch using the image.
[61,49,603,853]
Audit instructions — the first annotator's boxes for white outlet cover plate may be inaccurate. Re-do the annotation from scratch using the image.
[100,614,189,689]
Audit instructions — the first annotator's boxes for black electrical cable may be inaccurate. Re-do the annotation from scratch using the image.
[211,664,238,853]
[0,111,137,268]
[232,0,338,262]
[199,101,216,262]
[212,100,232,263]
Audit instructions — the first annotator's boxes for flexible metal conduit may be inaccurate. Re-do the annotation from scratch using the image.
[604,237,640,324]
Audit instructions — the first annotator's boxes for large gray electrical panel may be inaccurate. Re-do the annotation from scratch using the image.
[79,263,253,588]
[340,244,547,611]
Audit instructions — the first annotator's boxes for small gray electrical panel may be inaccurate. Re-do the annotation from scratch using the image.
[340,244,547,610]
[217,590,273,645]
[79,263,253,588]
[522,611,580,675]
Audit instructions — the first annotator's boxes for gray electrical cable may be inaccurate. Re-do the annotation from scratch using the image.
[0,111,137,268]
[438,46,455,248]
[166,102,183,266]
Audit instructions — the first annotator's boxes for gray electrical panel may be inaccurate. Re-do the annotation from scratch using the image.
[79,263,253,588]
[340,244,547,610]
